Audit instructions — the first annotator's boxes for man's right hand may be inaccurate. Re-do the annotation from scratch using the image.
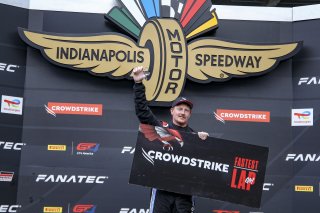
[132,66,147,83]
[198,132,209,140]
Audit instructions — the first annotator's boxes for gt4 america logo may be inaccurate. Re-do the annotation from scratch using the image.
[18,0,302,105]
[73,204,96,213]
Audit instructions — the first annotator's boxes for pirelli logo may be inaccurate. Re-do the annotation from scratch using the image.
[295,185,313,192]
[43,207,63,213]
[47,145,66,151]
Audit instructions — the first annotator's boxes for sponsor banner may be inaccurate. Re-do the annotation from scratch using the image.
[35,174,108,184]
[17,139,108,169]
[297,77,320,86]
[130,124,269,207]
[0,205,21,212]
[215,109,270,123]
[1,95,23,115]
[26,204,98,213]
[212,211,240,213]
[17,165,110,210]
[73,204,96,213]
[45,102,103,116]
[291,108,313,126]
[119,208,149,213]
[121,146,135,154]
[43,206,63,213]
[47,142,100,155]
[294,185,313,192]
[0,62,19,73]
[76,143,100,156]
[286,153,320,162]
[0,141,25,151]
[0,171,14,182]
[0,46,26,88]
[263,183,274,191]
[47,145,66,151]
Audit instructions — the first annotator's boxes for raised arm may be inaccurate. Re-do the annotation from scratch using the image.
[132,66,161,126]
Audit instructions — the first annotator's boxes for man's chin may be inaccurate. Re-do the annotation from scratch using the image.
[176,120,187,126]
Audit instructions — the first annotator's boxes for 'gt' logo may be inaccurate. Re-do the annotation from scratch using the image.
[76,143,99,152]
[73,204,96,213]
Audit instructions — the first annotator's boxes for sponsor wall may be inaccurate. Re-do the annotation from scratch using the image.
[0,3,27,209]
[291,18,320,213]
[0,1,319,212]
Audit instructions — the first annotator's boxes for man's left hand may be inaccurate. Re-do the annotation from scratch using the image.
[198,132,209,140]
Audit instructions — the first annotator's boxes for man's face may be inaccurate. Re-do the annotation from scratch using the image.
[170,103,191,127]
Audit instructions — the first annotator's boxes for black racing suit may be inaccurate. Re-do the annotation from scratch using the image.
[134,82,195,213]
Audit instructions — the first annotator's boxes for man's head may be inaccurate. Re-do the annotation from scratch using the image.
[170,97,193,127]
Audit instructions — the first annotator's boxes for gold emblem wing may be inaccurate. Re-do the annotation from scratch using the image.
[18,28,150,79]
[187,38,302,82]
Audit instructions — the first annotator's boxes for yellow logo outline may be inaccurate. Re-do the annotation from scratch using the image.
[18,1,302,105]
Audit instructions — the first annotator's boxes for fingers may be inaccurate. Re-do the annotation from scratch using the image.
[198,132,209,140]
[162,141,173,151]
[131,66,146,83]
[131,66,142,77]
[163,145,173,151]
[132,66,144,75]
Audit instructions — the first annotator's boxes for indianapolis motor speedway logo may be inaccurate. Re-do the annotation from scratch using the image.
[18,0,302,105]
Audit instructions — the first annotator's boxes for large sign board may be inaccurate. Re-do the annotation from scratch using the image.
[18,0,302,105]
[130,124,269,207]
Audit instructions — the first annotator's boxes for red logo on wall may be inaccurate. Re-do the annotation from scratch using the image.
[230,157,259,191]
[76,143,100,156]
[73,204,96,213]
[0,171,14,182]
[45,102,103,116]
[215,109,270,123]
[212,210,240,213]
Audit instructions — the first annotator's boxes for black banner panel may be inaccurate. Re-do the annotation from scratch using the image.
[130,124,269,207]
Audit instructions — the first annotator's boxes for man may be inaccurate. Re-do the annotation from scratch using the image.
[132,66,209,213]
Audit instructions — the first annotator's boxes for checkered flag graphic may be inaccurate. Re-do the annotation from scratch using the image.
[161,0,186,19]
